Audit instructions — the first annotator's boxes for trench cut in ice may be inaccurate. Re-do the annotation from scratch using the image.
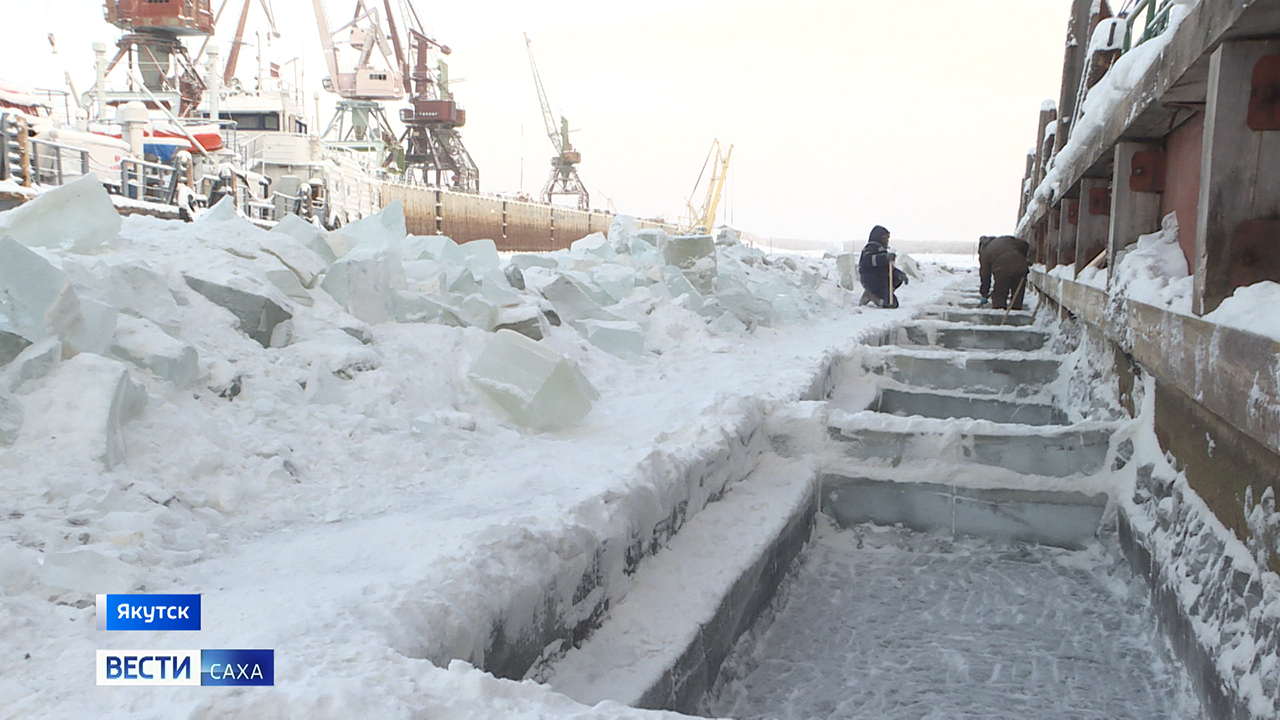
[467,329,599,431]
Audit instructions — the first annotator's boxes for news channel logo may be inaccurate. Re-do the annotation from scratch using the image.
[96,593,274,687]
[96,649,274,687]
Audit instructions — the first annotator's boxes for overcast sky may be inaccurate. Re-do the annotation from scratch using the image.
[3,0,1072,245]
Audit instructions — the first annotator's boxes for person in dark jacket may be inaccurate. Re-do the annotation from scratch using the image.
[979,234,1031,310]
[859,225,906,308]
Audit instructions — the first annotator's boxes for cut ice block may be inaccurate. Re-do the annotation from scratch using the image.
[102,260,184,335]
[0,174,121,253]
[539,275,621,323]
[320,247,405,325]
[503,263,526,291]
[0,389,21,445]
[661,266,705,311]
[715,271,775,327]
[404,234,463,264]
[261,265,314,307]
[577,319,644,358]
[198,195,240,223]
[511,253,558,271]
[325,201,406,257]
[661,233,715,270]
[836,253,857,290]
[65,292,117,355]
[259,228,327,288]
[271,212,336,265]
[588,264,638,303]
[495,305,546,340]
[608,215,639,253]
[715,227,741,246]
[183,271,293,348]
[2,338,61,392]
[453,294,499,332]
[635,228,666,248]
[1,330,31,367]
[711,311,748,335]
[0,236,84,344]
[111,315,199,388]
[38,547,141,594]
[392,289,445,324]
[460,238,501,275]
[571,232,615,260]
[19,353,146,468]
[480,269,523,306]
[468,329,599,431]
[404,259,447,288]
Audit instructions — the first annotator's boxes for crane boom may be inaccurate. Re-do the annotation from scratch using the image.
[683,140,733,234]
[523,33,561,154]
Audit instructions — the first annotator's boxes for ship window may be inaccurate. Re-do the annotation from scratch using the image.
[228,112,280,131]
[146,0,170,4]
[370,73,386,81]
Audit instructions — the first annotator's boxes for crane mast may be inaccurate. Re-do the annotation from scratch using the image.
[523,33,588,210]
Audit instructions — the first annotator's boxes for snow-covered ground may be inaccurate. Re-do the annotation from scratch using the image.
[0,178,976,718]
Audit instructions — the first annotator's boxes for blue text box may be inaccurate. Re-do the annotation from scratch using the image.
[96,594,201,631]
[201,649,274,686]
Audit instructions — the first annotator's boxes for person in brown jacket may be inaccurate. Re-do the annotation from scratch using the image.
[979,235,1030,310]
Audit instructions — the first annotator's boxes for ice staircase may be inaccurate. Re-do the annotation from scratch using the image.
[823,288,1117,551]
[542,284,1122,713]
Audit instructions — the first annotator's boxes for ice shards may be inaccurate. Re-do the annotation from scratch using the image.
[19,353,146,468]
[0,236,86,346]
[183,271,293,348]
[0,174,121,253]
[110,315,199,388]
[577,319,644,359]
[468,329,599,430]
[0,389,21,445]
[38,547,141,594]
[325,201,406,258]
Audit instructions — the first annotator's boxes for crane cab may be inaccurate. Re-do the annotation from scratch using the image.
[104,0,214,36]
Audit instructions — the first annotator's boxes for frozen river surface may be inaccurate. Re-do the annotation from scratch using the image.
[705,521,1200,720]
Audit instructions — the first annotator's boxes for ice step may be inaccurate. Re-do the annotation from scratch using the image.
[927,309,1035,326]
[828,413,1116,478]
[886,323,1048,352]
[544,454,816,715]
[866,349,1059,396]
[874,387,1066,426]
[821,475,1106,550]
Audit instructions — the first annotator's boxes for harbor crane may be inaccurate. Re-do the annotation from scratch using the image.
[394,4,478,192]
[311,0,402,162]
[523,33,588,210]
[681,139,733,235]
[96,0,215,116]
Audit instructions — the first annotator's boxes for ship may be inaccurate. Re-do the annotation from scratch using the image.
[0,0,678,249]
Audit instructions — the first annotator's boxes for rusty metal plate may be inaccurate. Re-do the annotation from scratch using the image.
[1066,200,1079,225]
[1088,186,1111,215]
[1130,150,1166,193]
[1228,218,1280,289]
[1248,54,1280,132]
